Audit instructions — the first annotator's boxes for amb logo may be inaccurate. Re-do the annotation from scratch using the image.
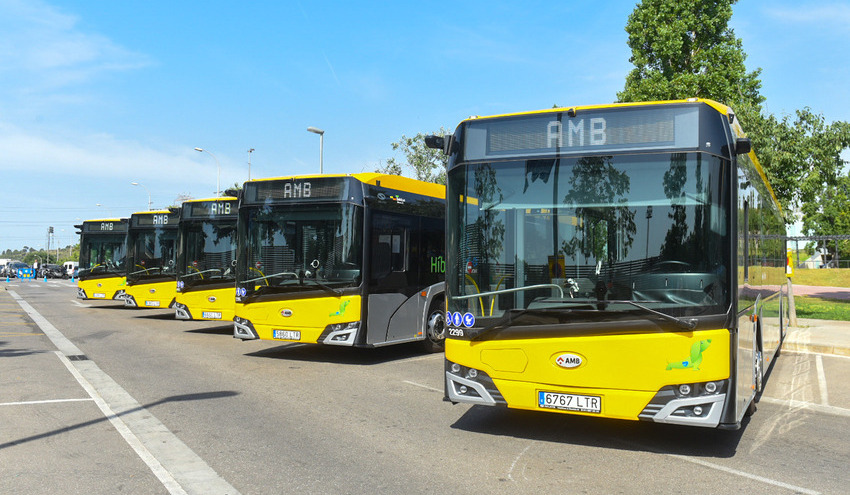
[554,353,584,369]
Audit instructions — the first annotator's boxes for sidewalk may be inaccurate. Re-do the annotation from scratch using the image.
[784,318,850,357]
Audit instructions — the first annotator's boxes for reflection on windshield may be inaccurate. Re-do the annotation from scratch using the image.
[78,236,126,278]
[177,220,237,286]
[448,153,729,321]
[126,229,178,282]
[237,204,363,295]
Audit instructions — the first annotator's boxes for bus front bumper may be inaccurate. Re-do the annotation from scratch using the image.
[444,360,729,428]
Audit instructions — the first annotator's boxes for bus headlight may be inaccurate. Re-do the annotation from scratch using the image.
[321,321,360,346]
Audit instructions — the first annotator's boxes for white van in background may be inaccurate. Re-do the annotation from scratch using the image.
[63,261,79,278]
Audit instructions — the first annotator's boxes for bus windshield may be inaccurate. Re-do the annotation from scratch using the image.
[177,219,237,288]
[447,152,730,322]
[126,229,178,283]
[237,203,364,296]
[79,234,126,278]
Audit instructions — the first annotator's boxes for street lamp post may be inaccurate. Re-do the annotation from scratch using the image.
[307,127,324,174]
[195,147,221,198]
[131,182,153,210]
[248,148,255,180]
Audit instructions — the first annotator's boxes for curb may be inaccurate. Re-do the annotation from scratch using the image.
[782,341,850,357]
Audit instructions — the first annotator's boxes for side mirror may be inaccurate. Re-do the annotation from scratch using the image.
[425,134,457,156]
[735,137,751,155]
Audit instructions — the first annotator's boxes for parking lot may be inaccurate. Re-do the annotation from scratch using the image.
[2,279,850,494]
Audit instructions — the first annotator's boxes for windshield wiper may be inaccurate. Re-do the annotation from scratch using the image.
[604,300,697,330]
[469,307,585,341]
[302,278,343,296]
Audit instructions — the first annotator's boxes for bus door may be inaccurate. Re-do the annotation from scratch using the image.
[367,211,420,344]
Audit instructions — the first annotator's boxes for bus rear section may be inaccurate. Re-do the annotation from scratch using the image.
[76,218,128,301]
[174,197,238,321]
[234,173,447,351]
[122,209,180,310]
[435,99,786,429]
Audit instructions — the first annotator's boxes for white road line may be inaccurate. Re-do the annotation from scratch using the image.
[759,396,850,418]
[0,398,95,407]
[54,352,189,495]
[507,444,532,482]
[402,380,442,393]
[815,355,829,405]
[8,290,240,495]
[665,453,820,495]
[785,349,850,361]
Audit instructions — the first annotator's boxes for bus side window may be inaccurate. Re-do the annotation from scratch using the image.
[372,241,392,279]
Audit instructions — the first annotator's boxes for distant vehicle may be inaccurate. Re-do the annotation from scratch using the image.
[63,261,79,277]
[6,261,29,278]
[39,264,66,279]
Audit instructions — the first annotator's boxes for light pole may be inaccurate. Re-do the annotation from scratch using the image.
[194,147,221,198]
[307,127,324,174]
[131,182,153,210]
[247,148,255,180]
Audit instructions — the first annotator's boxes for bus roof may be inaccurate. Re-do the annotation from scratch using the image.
[245,173,445,201]
[460,98,732,124]
[181,196,237,204]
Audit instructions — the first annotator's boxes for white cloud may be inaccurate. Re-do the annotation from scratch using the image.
[0,0,152,95]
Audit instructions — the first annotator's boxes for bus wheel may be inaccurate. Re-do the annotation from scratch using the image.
[421,302,446,353]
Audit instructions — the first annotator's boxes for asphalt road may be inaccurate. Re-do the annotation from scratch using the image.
[2,279,849,494]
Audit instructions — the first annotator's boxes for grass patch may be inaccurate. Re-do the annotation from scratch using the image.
[793,296,850,321]
[790,268,850,288]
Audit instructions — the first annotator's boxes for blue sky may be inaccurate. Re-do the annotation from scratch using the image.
[1,0,848,252]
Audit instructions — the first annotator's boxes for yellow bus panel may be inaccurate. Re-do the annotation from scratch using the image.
[123,280,177,309]
[175,286,235,321]
[447,328,729,421]
[77,276,126,300]
[237,295,361,344]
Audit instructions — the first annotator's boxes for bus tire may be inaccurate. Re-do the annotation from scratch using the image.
[421,300,446,353]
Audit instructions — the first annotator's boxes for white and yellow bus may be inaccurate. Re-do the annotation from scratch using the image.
[431,99,786,429]
[76,218,128,301]
[174,197,238,321]
[234,173,447,351]
[122,209,181,310]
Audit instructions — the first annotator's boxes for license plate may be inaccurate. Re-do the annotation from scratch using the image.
[145,300,161,307]
[93,293,106,298]
[273,330,301,340]
[538,391,601,413]
[202,311,222,319]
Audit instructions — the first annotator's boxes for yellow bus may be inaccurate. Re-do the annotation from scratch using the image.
[430,99,786,429]
[174,197,238,321]
[122,209,181,309]
[234,173,447,351]
[76,218,128,301]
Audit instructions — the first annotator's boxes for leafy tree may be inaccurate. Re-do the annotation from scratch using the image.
[618,0,762,109]
[801,174,850,261]
[377,129,451,185]
[618,0,850,224]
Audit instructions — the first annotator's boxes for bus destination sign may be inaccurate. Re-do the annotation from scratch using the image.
[464,105,701,160]
[132,212,180,227]
[187,199,237,218]
[245,177,348,204]
[83,220,128,233]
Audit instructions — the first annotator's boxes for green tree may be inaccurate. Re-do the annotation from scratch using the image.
[618,0,850,223]
[618,0,762,109]
[801,174,850,261]
[377,129,451,185]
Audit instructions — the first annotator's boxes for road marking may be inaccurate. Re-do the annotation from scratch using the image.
[759,396,850,418]
[815,355,829,405]
[786,349,850,361]
[8,290,240,495]
[664,453,820,495]
[0,397,95,407]
[507,443,532,482]
[402,380,442,393]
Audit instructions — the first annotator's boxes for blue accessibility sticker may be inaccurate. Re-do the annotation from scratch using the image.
[451,312,463,327]
[462,312,475,328]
